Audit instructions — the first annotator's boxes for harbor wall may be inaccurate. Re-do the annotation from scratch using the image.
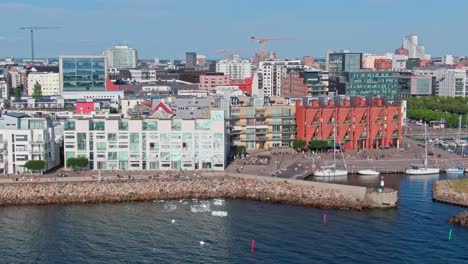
[0,176,372,210]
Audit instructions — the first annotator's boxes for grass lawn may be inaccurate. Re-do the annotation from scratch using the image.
[448,179,468,193]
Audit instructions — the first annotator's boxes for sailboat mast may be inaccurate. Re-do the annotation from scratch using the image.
[424,123,428,169]
[333,123,336,164]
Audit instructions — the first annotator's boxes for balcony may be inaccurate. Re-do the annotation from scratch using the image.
[256,136,268,141]
[31,148,45,154]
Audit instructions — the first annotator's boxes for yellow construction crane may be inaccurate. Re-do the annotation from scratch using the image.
[19,26,61,64]
[249,36,297,61]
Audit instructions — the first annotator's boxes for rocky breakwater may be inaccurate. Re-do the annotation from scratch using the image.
[0,177,369,210]
[432,180,468,207]
[449,212,468,227]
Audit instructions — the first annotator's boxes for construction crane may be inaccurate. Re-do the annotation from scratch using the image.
[249,36,297,61]
[19,26,61,64]
[214,48,247,59]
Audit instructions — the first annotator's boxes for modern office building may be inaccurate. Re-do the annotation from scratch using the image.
[392,54,408,70]
[434,68,466,97]
[296,96,403,150]
[328,53,362,75]
[104,45,138,69]
[63,111,228,171]
[0,112,60,174]
[59,56,107,92]
[257,60,303,97]
[216,55,252,81]
[27,72,60,96]
[340,71,401,98]
[186,52,197,68]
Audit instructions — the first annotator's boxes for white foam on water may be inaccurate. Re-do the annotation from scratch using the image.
[211,211,228,217]
[213,199,225,206]
[164,203,177,212]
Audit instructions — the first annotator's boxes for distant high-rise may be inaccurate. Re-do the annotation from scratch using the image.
[403,35,426,59]
[105,45,137,69]
[186,52,197,68]
[216,56,252,81]
[328,52,362,75]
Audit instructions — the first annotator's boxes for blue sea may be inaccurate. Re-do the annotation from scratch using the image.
[1,173,467,264]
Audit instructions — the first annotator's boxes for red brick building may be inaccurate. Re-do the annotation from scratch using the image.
[295,97,402,150]
[374,58,392,70]
[281,71,308,97]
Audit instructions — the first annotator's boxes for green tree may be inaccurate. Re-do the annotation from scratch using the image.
[309,140,328,151]
[32,81,43,99]
[14,86,21,100]
[292,140,307,150]
[236,145,247,155]
[67,157,89,169]
[24,160,46,172]
[110,107,118,114]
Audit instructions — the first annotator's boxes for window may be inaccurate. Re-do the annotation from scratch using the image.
[130,133,140,152]
[97,142,106,151]
[64,120,75,131]
[108,152,117,160]
[15,135,27,141]
[119,121,128,131]
[108,133,117,141]
[171,120,182,131]
[143,120,158,131]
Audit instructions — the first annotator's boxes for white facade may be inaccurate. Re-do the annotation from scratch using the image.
[105,45,138,69]
[403,35,426,59]
[121,98,145,118]
[257,60,303,97]
[434,69,466,97]
[392,54,408,70]
[442,55,454,65]
[27,72,60,96]
[8,71,21,89]
[216,56,252,81]
[0,113,59,174]
[0,81,7,99]
[63,111,227,171]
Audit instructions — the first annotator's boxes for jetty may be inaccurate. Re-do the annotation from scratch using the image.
[432,180,468,207]
[0,174,397,210]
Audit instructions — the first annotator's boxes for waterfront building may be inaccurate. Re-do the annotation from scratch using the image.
[296,96,403,150]
[59,55,107,92]
[198,73,230,92]
[257,59,303,97]
[215,55,252,81]
[63,111,228,171]
[413,67,466,97]
[104,45,138,69]
[0,112,60,174]
[229,97,296,149]
[186,52,197,68]
[27,72,60,96]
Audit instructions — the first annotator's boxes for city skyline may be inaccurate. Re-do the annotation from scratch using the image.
[0,0,467,59]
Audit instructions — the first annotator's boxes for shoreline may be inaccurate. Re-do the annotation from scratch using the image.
[432,180,468,207]
[0,175,384,210]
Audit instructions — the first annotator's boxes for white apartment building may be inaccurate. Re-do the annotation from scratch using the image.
[63,110,228,171]
[434,69,466,97]
[0,112,60,174]
[27,72,60,96]
[105,45,138,69]
[0,80,7,99]
[216,55,252,81]
[8,71,21,89]
[442,55,454,65]
[257,60,303,97]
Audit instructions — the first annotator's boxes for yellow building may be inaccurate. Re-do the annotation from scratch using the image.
[229,101,296,150]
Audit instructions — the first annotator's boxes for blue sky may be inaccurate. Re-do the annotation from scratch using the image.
[0,0,466,59]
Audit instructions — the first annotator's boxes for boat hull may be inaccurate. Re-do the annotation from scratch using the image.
[314,169,348,177]
[405,168,440,175]
[357,170,380,176]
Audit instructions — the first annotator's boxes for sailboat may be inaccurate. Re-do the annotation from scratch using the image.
[405,123,440,175]
[314,125,348,177]
[358,169,380,176]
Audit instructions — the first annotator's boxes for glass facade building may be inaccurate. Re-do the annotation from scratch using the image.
[60,56,107,92]
[345,71,400,98]
[328,53,362,75]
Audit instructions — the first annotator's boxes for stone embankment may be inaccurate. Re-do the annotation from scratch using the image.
[449,212,468,227]
[432,180,468,207]
[0,177,370,210]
